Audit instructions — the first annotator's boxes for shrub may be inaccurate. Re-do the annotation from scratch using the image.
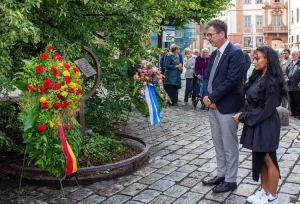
[79,132,125,166]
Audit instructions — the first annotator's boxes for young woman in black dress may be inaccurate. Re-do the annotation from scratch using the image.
[232,46,287,204]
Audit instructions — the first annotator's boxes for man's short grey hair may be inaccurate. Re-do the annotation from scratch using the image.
[204,19,227,38]
[193,49,199,53]
[292,50,299,55]
[202,48,209,52]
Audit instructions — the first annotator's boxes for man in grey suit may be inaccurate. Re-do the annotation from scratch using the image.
[201,19,245,193]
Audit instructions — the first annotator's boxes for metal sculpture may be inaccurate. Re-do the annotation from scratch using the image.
[75,46,100,137]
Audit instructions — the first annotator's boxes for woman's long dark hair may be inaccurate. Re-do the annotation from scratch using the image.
[244,46,288,102]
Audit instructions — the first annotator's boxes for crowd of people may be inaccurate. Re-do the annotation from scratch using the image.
[158,19,298,204]
[160,45,211,107]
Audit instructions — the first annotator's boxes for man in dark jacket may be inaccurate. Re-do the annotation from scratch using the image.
[202,19,245,193]
[160,48,169,74]
[286,50,300,118]
[234,43,251,83]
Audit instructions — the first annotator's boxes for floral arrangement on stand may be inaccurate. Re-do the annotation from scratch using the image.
[13,45,83,177]
[132,61,169,123]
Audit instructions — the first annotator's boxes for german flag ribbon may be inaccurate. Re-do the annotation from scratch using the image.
[57,125,77,178]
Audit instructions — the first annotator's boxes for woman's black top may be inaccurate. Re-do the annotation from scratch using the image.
[238,78,281,152]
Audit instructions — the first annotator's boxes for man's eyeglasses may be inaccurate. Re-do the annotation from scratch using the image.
[205,33,219,38]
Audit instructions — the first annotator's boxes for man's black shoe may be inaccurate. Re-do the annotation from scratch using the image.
[202,176,225,186]
[212,181,237,193]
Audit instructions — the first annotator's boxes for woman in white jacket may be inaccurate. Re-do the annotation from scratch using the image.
[183,48,197,105]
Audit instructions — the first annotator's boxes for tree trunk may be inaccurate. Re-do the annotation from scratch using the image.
[158,30,163,48]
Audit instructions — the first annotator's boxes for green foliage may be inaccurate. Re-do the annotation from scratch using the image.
[0,130,20,152]
[0,0,231,166]
[79,132,125,166]
[85,83,132,133]
[0,101,22,132]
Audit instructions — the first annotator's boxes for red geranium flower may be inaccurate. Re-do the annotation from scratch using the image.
[50,67,58,72]
[53,53,62,61]
[73,67,79,73]
[50,67,59,78]
[62,100,69,108]
[68,87,74,93]
[35,65,44,74]
[52,83,61,90]
[64,64,71,69]
[46,46,53,52]
[40,53,48,60]
[62,76,70,84]
[53,102,62,109]
[40,102,49,109]
[65,124,73,130]
[26,84,35,92]
[38,85,45,94]
[43,80,52,89]
[76,88,81,95]
[37,124,47,132]
[56,94,61,99]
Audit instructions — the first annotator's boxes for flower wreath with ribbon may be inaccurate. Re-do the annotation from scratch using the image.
[13,45,83,177]
[132,61,170,124]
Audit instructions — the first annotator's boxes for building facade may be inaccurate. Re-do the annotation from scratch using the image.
[220,0,288,51]
[288,0,300,50]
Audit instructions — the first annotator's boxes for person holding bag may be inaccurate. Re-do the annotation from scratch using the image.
[164,45,182,106]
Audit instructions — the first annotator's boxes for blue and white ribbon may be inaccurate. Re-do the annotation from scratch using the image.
[145,84,161,125]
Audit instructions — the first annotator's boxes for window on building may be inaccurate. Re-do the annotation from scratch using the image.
[275,0,280,2]
[297,9,299,22]
[256,37,263,47]
[292,11,294,24]
[256,16,263,28]
[273,16,281,27]
[244,37,252,47]
[256,0,262,3]
[244,0,250,3]
[244,16,251,28]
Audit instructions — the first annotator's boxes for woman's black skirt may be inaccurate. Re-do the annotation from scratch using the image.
[252,151,281,182]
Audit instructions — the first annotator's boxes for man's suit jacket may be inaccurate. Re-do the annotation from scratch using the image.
[203,42,245,114]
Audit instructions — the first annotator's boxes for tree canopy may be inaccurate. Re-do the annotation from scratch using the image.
[1,0,230,85]
[0,0,231,147]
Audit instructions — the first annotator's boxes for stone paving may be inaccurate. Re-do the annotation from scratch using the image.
[1,83,300,204]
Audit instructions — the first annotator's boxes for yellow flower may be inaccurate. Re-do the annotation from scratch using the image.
[63,70,70,77]
[69,82,77,88]
[61,85,68,90]
[49,121,55,128]
[61,91,68,97]
[57,62,63,67]
[40,97,47,103]
[54,110,59,114]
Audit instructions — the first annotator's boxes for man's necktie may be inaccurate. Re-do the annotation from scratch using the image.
[208,50,221,94]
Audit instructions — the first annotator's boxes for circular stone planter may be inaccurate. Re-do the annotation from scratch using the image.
[8,133,150,186]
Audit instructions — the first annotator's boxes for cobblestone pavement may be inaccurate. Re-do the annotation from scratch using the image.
[1,83,300,204]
